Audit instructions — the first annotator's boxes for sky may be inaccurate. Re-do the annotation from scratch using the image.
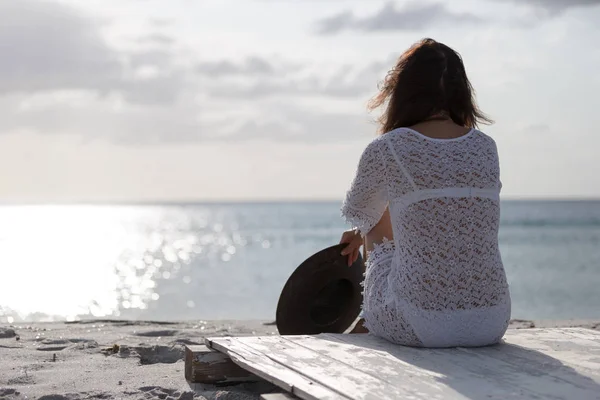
[0,0,599,202]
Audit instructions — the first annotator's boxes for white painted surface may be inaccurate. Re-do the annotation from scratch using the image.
[206,337,341,400]
[207,328,600,400]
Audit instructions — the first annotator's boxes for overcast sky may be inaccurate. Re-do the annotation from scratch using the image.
[1,0,599,202]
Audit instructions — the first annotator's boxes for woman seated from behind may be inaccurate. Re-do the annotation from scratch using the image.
[340,38,511,348]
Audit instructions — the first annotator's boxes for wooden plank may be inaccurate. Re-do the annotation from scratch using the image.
[288,334,460,397]
[516,327,600,348]
[209,328,600,400]
[206,337,342,400]
[261,393,298,400]
[218,335,421,400]
[184,345,257,384]
[557,327,600,343]
[502,328,600,373]
[295,333,502,399]
[316,329,600,400]
[506,327,600,346]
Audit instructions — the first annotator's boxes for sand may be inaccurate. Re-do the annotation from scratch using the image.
[1,319,599,399]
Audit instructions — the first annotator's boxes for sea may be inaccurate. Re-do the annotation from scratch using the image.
[0,201,599,323]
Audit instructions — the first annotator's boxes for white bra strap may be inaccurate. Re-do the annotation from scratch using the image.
[391,187,500,209]
[383,136,418,191]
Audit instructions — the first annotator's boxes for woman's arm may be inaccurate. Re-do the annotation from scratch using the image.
[364,207,393,254]
[341,206,393,266]
[341,139,389,238]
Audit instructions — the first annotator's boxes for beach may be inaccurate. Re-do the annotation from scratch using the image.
[1,319,599,399]
[0,319,279,400]
[2,0,600,397]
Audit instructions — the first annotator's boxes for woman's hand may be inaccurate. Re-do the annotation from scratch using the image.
[340,229,363,267]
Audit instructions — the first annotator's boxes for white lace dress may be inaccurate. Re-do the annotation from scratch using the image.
[341,127,511,348]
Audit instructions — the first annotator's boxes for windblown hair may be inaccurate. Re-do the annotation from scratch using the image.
[368,38,493,134]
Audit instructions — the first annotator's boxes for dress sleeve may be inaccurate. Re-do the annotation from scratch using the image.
[341,139,388,236]
[492,140,503,191]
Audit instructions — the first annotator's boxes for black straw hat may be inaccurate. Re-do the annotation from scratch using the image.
[275,243,364,335]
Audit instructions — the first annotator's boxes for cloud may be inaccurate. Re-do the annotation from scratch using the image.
[128,49,174,68]
[0,92,205,145]
[0,0,203,144]
[149,18,174,28]
[196,57,276,77]
[207,77,370,99]
[218,105,376,143]
[0,0,386,145]
[0,89,376,146]
[119,74,187,106]
[315,2,482,35]
[136,33,176,46]
[0,0,189,106]
[0,0,121,94]
[501,0,600,14]
[526,124,551,133]
[204,56,396,99]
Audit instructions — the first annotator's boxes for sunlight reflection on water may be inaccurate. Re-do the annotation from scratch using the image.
[0,204,344,322]
[2,202,600,322]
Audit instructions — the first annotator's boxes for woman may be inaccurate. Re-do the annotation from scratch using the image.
[340,38,511,348]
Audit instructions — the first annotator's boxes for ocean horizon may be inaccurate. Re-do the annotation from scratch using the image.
[3,197,600,205]
[1,200,599,323]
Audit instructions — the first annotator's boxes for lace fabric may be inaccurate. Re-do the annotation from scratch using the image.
[341,128,511,347]
[362,238,424,346]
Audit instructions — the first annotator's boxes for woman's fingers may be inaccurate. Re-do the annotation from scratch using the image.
[339,231,353,244]
[341,234,363,267]
[341,234,360,255]
[348,248,360,267]
[339,229,363,266]
[341,243,353,256]
[350,248,359,266]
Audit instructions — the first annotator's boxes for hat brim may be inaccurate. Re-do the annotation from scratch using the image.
[276,243,364,335]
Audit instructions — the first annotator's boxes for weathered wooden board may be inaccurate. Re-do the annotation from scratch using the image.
[261,393,298,400]
[310,329,600,400]
[184,344,257,384]
[206,337,342,400]
[221,335,418,399]
[207,328,600,400]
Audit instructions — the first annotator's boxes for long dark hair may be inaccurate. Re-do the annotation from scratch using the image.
[368,38,492,134]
